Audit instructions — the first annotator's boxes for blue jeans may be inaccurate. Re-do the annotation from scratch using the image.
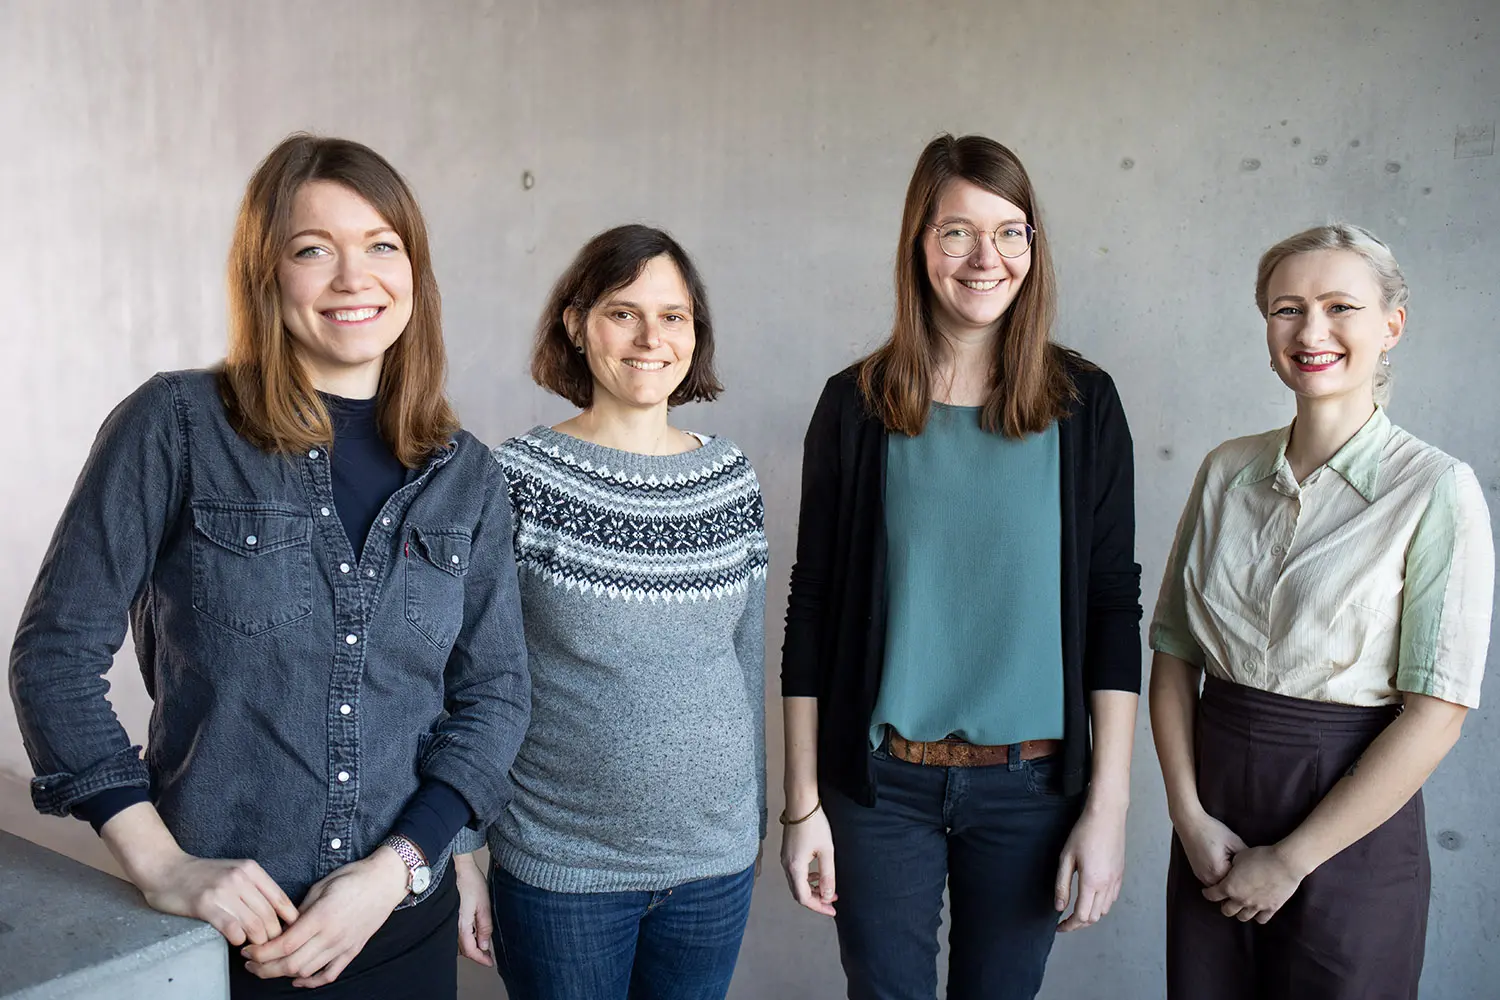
[488,862,755,1000]
[823,749,1083,1000]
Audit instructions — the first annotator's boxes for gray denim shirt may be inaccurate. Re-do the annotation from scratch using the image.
[9,370,529,902]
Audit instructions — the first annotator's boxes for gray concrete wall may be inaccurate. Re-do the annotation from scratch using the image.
[1,1,1496,997]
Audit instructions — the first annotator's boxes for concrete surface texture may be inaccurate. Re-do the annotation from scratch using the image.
[0,830,227,999]
[1,1,1496,997]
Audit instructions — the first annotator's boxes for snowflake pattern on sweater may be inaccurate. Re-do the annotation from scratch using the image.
[495,428,768,603]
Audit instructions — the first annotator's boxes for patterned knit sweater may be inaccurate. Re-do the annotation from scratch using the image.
[458,425,768,893]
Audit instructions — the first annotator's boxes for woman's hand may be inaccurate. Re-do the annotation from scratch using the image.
[102,802,298,947]
[779,805,837,917]
[454,852,494,967]
[1054,798,1127,932]
[137,851,299,946]
[1202,844,1305,924]
[241,847,410,988]
[1173,805,1249,887]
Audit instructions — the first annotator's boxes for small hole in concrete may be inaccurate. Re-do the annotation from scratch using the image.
[1120,157,1135,170]
[1312,154,1329,166]
[522,171,535,190]
[1291,137,1301,146]
[1158,447,1173,460]
[1241,158,1262,171]
[1350,138,1361,148]
[1385,161,1401,173]
[1437,830,1464,851]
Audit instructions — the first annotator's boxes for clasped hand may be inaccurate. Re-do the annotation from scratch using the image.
[1177,809,1305,923]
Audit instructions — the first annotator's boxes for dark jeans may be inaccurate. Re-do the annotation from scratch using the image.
[488,861,755,1000]
[823,749,1083,1000]
[226,864,458,1000]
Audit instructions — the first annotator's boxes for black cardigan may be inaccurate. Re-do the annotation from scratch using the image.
[780,355,1142,804]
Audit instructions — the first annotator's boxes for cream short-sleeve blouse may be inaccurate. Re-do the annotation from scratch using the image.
[1151,407,1494,708]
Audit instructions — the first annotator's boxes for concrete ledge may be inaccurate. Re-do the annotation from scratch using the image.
[0,830,227,1000]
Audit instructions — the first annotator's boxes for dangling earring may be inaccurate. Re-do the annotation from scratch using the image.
[1380,351,1391,367]
[1269,360,1276,371]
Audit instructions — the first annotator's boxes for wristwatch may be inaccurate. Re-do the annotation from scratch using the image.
[382,835,432,896]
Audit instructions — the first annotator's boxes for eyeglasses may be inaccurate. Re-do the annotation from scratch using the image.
[926,222,1036,259]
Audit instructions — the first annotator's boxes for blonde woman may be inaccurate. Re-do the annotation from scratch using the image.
[1149,224,1493,999]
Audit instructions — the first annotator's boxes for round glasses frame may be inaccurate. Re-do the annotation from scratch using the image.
[925,222,1037,259]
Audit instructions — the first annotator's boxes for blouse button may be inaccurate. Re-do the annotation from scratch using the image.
[381,516,392,527]
[339,704,351,715]
[365,568,376,578]
[339,563,350,574]
[345,634,358,645]
[308,449,320,459]
[321,507,331,517]
[451,555,460,565]
[337,771,350,783]
[330,838,342,850]
[245,535,257,546]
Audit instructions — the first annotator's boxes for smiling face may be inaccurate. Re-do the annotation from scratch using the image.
[276,180,414,396]
[922,178,1032,340]
[569,254,695,413]
[1265,249,1404,405]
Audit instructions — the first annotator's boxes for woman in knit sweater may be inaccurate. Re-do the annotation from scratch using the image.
[454,224,768,1000]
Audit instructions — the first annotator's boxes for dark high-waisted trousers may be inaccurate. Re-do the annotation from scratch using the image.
[1167,676,1429,1000]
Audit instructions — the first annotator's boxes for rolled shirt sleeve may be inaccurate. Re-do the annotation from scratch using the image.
[1396,463,1495,708]
[1149,456,1211,669]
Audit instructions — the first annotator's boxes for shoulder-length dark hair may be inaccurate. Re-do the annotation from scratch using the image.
[531,224,722,408]
[221,132,458,468]
[859,133,1076,438]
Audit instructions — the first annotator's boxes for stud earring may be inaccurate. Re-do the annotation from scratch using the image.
[574,341,585,354]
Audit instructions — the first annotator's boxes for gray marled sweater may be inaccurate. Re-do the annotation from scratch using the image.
[455,426,767,892]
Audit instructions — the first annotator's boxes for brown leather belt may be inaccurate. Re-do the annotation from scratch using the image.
[888,731,1063,767]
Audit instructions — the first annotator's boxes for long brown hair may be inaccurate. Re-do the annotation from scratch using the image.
[222,133,457,467]
[858,133,1077,438]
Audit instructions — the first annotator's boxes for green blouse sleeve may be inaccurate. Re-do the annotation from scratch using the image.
[1149,456,1212,668]
[1396,463,1495,707]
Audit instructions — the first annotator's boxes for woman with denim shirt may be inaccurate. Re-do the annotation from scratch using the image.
[778,134,1142,1000]
[451,224,767,1000]
[8,134,530,999]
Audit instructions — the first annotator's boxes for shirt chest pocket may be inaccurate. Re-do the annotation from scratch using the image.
[191,502,314,637]
[404,526,471,649]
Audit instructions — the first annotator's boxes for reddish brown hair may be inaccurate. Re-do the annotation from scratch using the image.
[221,133,457,467]
[531,224,722,409]
[859,133,1077,438]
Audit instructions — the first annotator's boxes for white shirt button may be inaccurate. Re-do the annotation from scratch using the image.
[1272,545,1285,558]
[339,704,351,715]
[381,516,391,527]
[337,771,350,783]
[321,507,331,517]
[345,634,358,645]
[451,555,460,564]
[308,449,320,459]
[339,563,350,574]
[330,838,342,850]
[245,535,257,546]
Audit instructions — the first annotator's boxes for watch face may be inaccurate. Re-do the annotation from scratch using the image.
[411,866,432,895]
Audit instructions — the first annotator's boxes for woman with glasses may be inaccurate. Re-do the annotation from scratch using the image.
[1149,224,1493,999]
[778,133,1142,1000]
[8,134,530,999]
[451,224,768,1000]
